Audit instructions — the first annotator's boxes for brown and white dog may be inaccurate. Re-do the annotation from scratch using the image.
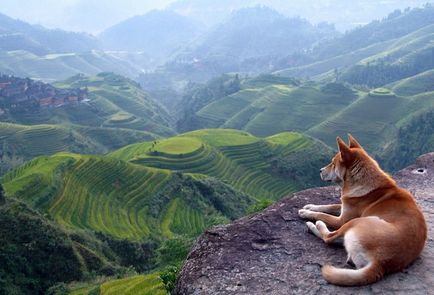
[298,134,427,286]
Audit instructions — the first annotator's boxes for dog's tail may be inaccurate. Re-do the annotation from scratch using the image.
[321,261,384,286]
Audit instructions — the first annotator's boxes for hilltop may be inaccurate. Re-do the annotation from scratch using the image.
[110,129,332,200]
[0,12,98,55]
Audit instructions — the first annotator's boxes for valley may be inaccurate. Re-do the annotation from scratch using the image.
[1,2,434,294]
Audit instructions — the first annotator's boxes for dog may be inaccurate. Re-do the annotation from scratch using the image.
[298,134,427,286]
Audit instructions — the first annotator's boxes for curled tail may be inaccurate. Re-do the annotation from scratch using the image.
[322,261,384,286]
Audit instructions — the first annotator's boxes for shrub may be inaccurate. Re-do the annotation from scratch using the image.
[247,199,273,214]
[160,265,179,293]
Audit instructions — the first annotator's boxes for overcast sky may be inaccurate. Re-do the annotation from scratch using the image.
[0,0,429,34]
[0,0,175,33]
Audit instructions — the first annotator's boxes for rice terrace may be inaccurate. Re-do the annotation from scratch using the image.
[0,1,434,294]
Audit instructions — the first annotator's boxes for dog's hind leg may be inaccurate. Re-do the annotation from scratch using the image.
[307,220,344,245]
[298,209,344,228]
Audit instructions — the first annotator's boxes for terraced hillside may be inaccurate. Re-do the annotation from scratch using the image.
[40,72,173,135]
[187,77,359,136]
[306,88,434,155]
[178,70,434,171]
[70,273,167,295]
[0,72,176,174]
[111,129,332,200]
[0,50,152,82]
[2,151,254,240]
[0,73,173,136]
[275,6,434,83]
[388,69,434,96]
[0,122,158,175]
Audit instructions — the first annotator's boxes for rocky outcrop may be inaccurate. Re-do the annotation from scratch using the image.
[176,153,434,295]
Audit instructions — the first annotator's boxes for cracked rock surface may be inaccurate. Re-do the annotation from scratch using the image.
[175,153,434,295]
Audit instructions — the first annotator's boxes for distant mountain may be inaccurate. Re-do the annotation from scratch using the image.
[0,13,155,81]
[137,6,337,107]
[100,10,203,60]
[169,0,261,27]
[168,0,429,31]
[175,6,337,69]
[276,4,434,82]
[193,6,333,58]
[0,13,99,55]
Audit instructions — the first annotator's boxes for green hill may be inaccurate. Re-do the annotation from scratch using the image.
[52,73,174,135]
[0,72,176,174]
[1,73,174,136]
[0,196,164,295]
[306,89,434,158]
[70,273,167,295]
[2,129,331,242]
[2,152,252,241]
[1,129,332,293]
[0,122,158,175]
[184,76,358,137]
[0,50,151,82]
[110,129,332,200]
[275,6,434,85]
[180,76,434,171]
[389,69,434,96]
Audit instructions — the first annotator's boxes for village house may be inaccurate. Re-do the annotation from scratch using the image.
[0,74,89,110]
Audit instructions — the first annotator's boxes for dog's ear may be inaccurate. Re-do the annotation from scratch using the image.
[337,136,353,162]
[348,133,363,149]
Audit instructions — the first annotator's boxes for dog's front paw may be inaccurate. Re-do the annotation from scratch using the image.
[303,204,317,211]
[298,208,314,219]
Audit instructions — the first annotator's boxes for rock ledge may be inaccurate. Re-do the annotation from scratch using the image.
[176,153,434,295]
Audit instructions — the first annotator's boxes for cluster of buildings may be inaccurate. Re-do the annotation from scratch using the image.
[0,74,88,113]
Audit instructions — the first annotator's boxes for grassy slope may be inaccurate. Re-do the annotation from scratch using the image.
[99,274,166,295]
[70,273,166,295]
[187,74,434,170]
[0,50,146,82]
[0,122,158,175]
[306,89,434,155]
[2,150,254,240]
[53,72,174,136]
[110,129,332,200]
[194,80,359,137]
[275,23,434,82]
[274,39,395,78]
[1,129,331,240]
[389,69,434,96]
[0,72,175,174]
[0,197,149,295]
[1,73,174,137]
